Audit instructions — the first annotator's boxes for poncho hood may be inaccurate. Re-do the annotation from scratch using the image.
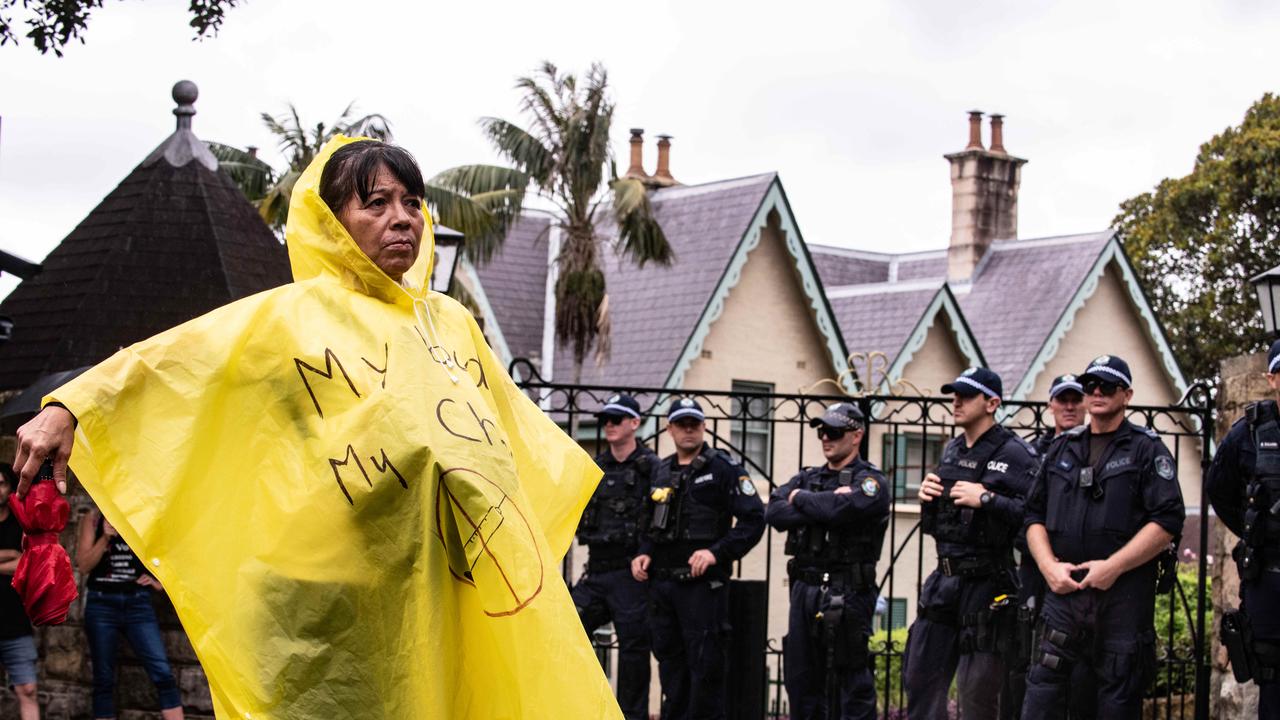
[285,135,435,306]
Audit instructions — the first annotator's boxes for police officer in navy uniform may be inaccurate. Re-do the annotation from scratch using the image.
[571,393,659,720]
[1207,340,1280,719]
[904,367,1038,720]
[632,397,765,720]
[1022,355,1185,720]
[1007,374,1094,720]
[766,402,889,720]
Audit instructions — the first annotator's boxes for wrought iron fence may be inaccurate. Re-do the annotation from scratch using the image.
[512,359,1214,720]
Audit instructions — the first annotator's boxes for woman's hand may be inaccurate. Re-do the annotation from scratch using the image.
[14,405,75,498]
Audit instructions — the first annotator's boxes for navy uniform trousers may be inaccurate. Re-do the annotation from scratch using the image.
[571,567,651,720]
[784,580,876,720]
[649,574,731,720]
[903,570,1013,719]
[1021,578,1156,720]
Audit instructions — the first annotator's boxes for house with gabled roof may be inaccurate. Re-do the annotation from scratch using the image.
[459,117,1200,643]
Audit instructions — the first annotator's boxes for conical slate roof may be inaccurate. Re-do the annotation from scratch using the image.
[0,81,291,391]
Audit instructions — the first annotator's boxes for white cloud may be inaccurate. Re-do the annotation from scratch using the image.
[1,0,1278,292]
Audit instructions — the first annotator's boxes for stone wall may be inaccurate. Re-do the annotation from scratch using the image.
[0,484,212,719]
[1210,351,1270,717]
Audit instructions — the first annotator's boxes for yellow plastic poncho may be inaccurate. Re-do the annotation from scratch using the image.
[49,136,619,719]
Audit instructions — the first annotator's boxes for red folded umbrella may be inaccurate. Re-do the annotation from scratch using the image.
[8,480,78,625]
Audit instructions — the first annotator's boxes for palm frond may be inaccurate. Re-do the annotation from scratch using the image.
[611,178,674,267]
[207,141,277,201]
[478,118,554,184]
[429,164,529,196]
[422,184,512,264]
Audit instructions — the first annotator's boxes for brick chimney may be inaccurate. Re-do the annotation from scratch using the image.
[647,134,680,188]
[945,111,1027,283]
[624,128,649,181]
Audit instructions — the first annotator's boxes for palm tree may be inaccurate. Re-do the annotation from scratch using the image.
[432,61,674,381]
[208,102,391,232]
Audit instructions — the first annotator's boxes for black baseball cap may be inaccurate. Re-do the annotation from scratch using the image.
[808,402,865,430]
[941,367,1003,399]
[1079,354,1133,388]
[667,397,705,423]
[596,393,641,420]
[1269,339,1280,375]
[1048,374,1084,399]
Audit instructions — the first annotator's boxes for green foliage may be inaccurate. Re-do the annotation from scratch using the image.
[1149,567,1209,698]
[870,627,910,711]
[211,103,391,233]
[436,61,675,371]
[0,0,238,56]
[1115,94,1280,386]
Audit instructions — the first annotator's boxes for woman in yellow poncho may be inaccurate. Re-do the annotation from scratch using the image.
[14,137,620,719]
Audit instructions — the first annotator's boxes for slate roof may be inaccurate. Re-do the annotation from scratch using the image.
[550,173,777,388]
[808,247,889,288]
[956,231,1113,384]
[0,119,291,391]
[471,214,551,364]
[817,231,1114,391]
[828,284,941,362]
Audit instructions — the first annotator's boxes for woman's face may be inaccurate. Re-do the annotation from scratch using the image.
[335,164,425,281]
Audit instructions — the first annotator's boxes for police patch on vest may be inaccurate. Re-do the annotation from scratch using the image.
[693,473,714,485]
[1155,455,1175,480]
[861,476,880,497]
[1261,441,1280,450]
[739,476,757,496]
[986,460,1008,473]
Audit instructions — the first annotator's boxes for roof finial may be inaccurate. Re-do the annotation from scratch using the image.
[172,80,198,131]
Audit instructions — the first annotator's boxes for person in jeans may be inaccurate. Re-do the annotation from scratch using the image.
[0,464,40,720]
[76,508,183,720]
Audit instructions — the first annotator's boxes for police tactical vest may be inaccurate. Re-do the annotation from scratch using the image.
[576,450,654,548]
[923,426,1016,548]
[784,465,887,566]
[1241,401,1280,575]
[648,446,732,544]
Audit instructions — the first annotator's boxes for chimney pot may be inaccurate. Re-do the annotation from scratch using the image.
[650,134,679,187]
[989,114,1006,154]
[965,110,984,151]
[624,128,648,180]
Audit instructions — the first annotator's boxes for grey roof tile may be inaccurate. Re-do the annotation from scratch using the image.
[809,246,890,287]
[829,285,941,369]
[956,231,1113,385]
[471,215,551,363]
[551,174,778,388]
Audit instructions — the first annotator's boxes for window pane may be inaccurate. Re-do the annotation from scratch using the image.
[730,380,773,478]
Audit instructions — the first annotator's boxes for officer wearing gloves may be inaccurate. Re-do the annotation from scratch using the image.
[570,393,659,720]
[766,402,889,720]
[631,397,765,720]
[1207,339,1280,719]
[1022,355,1185,719]
[903,367,1038,720]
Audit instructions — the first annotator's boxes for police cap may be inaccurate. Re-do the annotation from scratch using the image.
[1048,374,1084,400]
[667,397,705,423]
[596,393,642,420]
[941,367,1003,399]
[1079,354,1133,388]
[1269,339,1280,375]
[808,402,865,430]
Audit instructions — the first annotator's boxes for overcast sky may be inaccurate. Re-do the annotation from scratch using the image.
[2,0,1278,300]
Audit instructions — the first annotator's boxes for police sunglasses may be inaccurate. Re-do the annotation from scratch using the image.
[816,426,847,441]
[1082,379,1124,396]
[599,414,628,426]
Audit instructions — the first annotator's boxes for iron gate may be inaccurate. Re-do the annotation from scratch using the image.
[511,359,1214,720]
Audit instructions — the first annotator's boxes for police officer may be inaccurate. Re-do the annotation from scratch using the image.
[571,393,659,720]
[1007,375,1095,720]
[1034,375,1086,456]
[766,402,889,720]
[904,367,1038,720]
[1207,339,1280,719]
[1022,355,1185,719]
[631,397,765,720]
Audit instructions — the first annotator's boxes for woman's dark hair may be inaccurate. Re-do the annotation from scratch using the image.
[318,140,427,213]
